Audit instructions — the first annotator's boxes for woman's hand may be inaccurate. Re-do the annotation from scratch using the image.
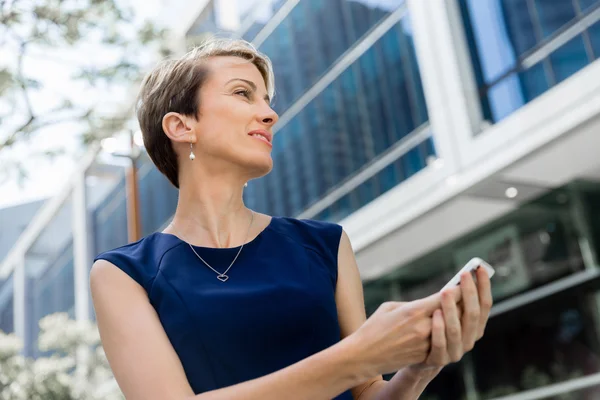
[410,267,493,374]
[348,290,461,377]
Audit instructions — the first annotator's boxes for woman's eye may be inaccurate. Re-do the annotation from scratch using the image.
[234,89,250,98]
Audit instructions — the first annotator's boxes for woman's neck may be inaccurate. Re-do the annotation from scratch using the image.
[164,182,252,248]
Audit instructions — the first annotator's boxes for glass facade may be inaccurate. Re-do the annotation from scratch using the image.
[259,0,406,115]
[472,282,600,399]
[30,243,75,358]
[187,0,220,37]
[91,174,129,256]
[137,160,179,237]
[0,157,179,353]
[20,197,75,356]
[460,0,600,122]
[91,157,178,258]
[188,0,432,223]
[246,5,431,220]
[364,181,600,399]
[0,277,14,334]
[314,136,435,222]
[238,0,288,42]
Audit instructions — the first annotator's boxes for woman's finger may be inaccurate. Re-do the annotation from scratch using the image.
[476,267,493,339]
[460,271,480,352]
[441,289,463,362]
[456,302,463,320]
[427,309,448,366]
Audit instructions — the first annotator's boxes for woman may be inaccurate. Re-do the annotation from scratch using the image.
[90,38,493,400]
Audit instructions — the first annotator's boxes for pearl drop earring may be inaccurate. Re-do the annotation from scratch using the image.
[189,137,195,161]
[244,182,248,188]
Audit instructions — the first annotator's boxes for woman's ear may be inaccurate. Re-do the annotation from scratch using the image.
[162,112,196,143]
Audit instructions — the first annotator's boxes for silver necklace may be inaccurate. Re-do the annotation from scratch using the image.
[187,211,254,282]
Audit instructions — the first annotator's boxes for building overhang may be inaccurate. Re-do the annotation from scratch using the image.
[343,61,600,281]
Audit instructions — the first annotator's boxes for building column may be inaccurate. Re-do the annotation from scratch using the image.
[407,0,485,174]
[13,254,25,348]
[73,170,90,323]
[72,170,92,383]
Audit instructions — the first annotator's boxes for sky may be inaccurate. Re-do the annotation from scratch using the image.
[0,0,161,209]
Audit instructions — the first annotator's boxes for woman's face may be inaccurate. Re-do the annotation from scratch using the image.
[192,56,278,179]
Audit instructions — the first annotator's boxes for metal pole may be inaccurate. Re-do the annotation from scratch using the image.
[126,131,142,242]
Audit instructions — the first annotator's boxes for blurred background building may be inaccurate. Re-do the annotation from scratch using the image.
[3,0,600,398]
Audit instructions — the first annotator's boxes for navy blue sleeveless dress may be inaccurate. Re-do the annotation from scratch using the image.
[94,216,354,399]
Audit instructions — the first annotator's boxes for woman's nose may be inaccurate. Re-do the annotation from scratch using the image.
[258,104,278,126]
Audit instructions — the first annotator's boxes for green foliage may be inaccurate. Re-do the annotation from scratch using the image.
[0,0,173,184]
[0,69,14,95]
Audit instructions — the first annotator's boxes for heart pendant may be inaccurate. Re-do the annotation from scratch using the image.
[217,275,229,282]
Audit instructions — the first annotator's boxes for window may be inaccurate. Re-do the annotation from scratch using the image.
[138,162,179,236]
[255,16,430,218]
[260,0,406,115]
[363,181,600,399]
[459,0,600,122]
[472,282,600,397]
[315,137,435,222]
[0,280,14,334]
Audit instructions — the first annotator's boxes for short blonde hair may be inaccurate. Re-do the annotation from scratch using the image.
[136,37,275,188]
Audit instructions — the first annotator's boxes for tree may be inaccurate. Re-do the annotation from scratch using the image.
[0,0,171,185]
[0,313,122,399]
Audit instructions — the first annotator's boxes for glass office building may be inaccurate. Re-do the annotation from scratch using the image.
[3,0,600,399]
[0,156,180,357]
[202,0,436,221]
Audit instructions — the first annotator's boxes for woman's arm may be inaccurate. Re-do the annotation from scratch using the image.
[334,230,384,398]
[354,367,441,400]
[335,230,435,399]
[335,229,493,400]
[90,260,372,400]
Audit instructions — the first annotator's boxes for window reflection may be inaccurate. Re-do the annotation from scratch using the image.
[138,162,179,236]
[518,61,549,102]
[419,364,466,400]
[314,137,435,222]
[260,0,406,116]
[91,175,128,255]
[589,20,600,58]
[382,187,587,304]
[534,0,577,38]
[31,246,75,357]
[363,182,600,399]
[473,284,600,398]
[580,0,600,11]
[0,279,14,334]
[187,0,219,37]
[459,0,600,123]
[254,15,429,219]
[550,35,590,83]
[238,0,289,42]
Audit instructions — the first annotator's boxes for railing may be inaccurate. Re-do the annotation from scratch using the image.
[488,372,600,400]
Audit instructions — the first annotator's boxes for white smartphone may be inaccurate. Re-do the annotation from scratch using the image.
[441,257,495,291]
